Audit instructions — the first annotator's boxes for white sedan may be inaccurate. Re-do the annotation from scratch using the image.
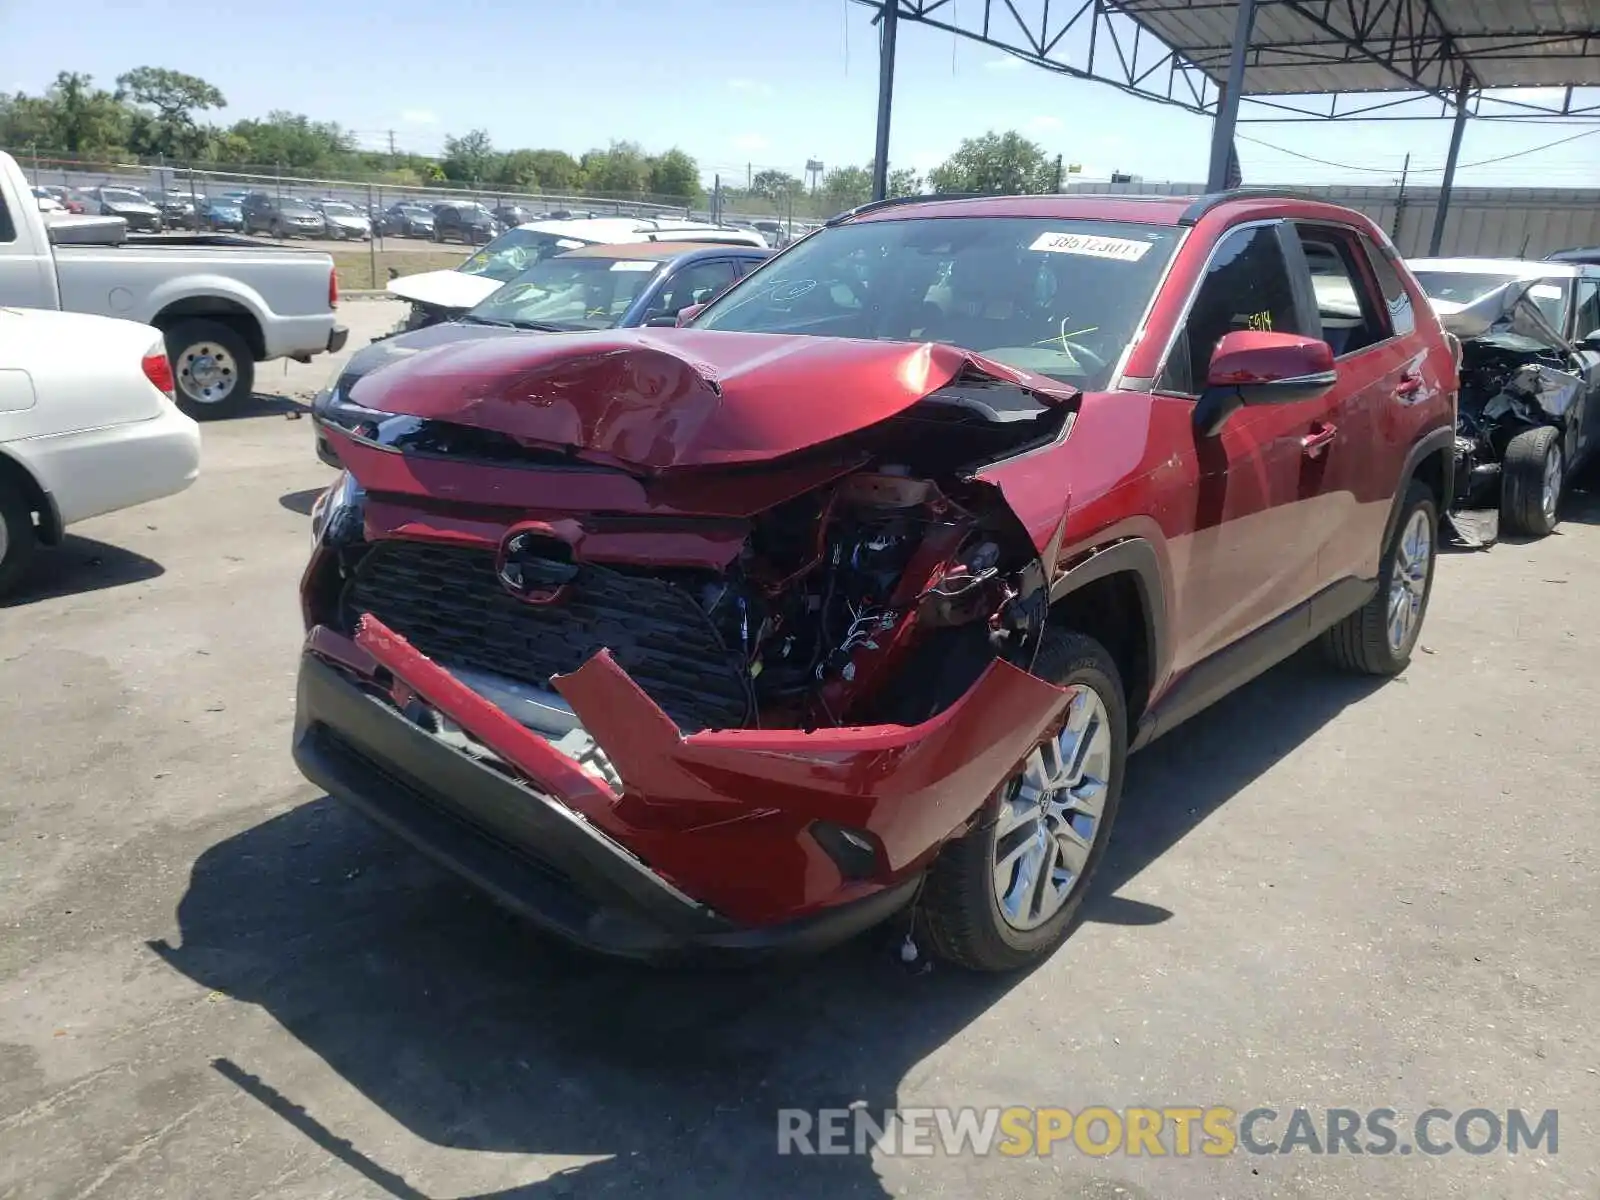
[0,308,201,594]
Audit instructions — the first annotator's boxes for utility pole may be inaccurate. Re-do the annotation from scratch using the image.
[388,130,396,157]
[747,162,752,190]
[1391,152,1410,243]
[1052,154,1063,193]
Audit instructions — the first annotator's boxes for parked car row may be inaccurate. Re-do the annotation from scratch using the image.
[292,188,1599,977]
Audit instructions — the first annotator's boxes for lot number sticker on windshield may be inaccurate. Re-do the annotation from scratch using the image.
[1029,232,1154,262]
[610,261,658,272]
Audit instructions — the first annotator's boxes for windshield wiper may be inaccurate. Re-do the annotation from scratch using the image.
[458,314,518,328]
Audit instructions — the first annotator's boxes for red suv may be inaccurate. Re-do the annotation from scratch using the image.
[296,191,1457,971]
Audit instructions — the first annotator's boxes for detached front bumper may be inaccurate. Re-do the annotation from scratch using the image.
[292,617,1070,959]
[294,649,921,960]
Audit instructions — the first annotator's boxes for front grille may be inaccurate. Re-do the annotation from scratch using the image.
[343,540,751,731]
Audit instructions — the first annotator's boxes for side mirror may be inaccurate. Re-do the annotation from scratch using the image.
[1194,331,1337,436]
[643,314,678,328]
[1579,329,1600,353]
[675,302,707,327]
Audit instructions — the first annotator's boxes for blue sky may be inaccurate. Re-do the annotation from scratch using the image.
[7,0,1599,189]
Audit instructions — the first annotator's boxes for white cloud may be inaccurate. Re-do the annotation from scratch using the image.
[1029,115,1063,132]
[985,56,1024,71]
[731,133,771,152]
[400,109,438,125]
[727,78,775,97]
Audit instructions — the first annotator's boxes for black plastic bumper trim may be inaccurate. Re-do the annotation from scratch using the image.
[292,653,919,961]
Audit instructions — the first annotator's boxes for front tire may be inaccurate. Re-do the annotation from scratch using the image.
[1501,425,1563,538]
[919,629,1127,972]
[165,319,255,419]
[1321,480,1437,676]
[0,475,39,597]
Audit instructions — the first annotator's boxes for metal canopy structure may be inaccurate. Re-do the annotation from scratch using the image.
[861,0,1600,251]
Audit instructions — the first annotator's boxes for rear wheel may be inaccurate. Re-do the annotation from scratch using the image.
[1501,425,1563,538]
[0,475,39,597]
[1321,480,1437,676]
[919,629,1126,972]
[165,319,255,419]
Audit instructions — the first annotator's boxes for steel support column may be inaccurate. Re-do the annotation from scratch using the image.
[1429,77,1472,256]
[872,0,900,202]
[1206,0,1256,191]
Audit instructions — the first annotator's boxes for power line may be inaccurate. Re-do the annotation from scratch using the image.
[1238,125,1600,178]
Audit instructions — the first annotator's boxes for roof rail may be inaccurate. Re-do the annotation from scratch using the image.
[1177,188,1329,226]
[825,192,994,226]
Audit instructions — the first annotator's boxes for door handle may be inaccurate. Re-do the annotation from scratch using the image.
[1396,372,1423,397]
[1301,422,1338,459]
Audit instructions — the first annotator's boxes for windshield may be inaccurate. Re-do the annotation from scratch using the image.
[321,201,358,216]
[281,201,317,217]
[101,189,148,205]
[459,228,598,282]
[1412,270,1570,333]
[468,256,664,331]
[692,216,1181,388]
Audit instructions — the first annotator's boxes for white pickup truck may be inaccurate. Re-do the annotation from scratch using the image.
[0,150,347,416]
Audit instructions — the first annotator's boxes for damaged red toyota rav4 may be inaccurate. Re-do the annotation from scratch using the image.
[296,191,1457,971]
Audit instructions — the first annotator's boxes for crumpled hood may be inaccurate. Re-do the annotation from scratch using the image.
[337,320,522,391]
[1430,280,1569,348]
[345,328,1078,471]
[386,270,504,312]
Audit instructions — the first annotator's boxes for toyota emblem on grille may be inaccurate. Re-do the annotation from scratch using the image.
[497,530,580,604]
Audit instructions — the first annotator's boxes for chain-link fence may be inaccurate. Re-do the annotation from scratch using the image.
[14,149,825,229]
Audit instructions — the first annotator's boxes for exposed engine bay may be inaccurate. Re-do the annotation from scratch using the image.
[1453,337,1583,508]
[1432,278,1589,545]
[310,364,1069,738]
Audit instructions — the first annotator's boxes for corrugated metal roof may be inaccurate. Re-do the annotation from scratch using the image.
[1114,0,1600,95]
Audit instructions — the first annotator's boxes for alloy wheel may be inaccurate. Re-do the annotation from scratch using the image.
[1387,507,1432,652]
[1542,442,1563,523]
[991,685,1112,931]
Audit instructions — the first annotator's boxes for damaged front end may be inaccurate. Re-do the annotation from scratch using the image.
[1436,281,1585,545]
[294,330,1079,957]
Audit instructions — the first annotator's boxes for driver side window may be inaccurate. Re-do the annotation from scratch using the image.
[1160,223,1304,396]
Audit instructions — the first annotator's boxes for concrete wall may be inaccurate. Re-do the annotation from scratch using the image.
[1065,180,1600,258]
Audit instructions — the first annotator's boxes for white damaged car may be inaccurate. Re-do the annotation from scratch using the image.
[0,308,201,594]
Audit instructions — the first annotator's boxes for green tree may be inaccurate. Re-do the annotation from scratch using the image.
[524,148,581,190]
[115,66,225,158]
[751,168,801,200]
[0,92,55,150]
[887,166,921,198]
[581,140,650,195]
[228,111,355,169]
[647,148,701,200]
[46,72,128,157]
[819,164,872,213]
[441,129,498,182]
[928,130,1054,195]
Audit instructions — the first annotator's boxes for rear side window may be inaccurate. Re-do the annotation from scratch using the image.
[1161,223,1305,395]
[0,192,14,243]
[1294,224,1390,356]
[1359,236,1416,337]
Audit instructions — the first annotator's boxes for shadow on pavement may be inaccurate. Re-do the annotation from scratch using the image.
[191,391,311,423]
[154,647,1386,1198]
[2,535,164,608]
[279,488,323,516]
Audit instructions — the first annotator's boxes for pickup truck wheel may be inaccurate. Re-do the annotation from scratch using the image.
[1501,425,1563,538]
[1321,481,1437,676]
[166,320,254,418]
[0,477,38,597]
[918,629,1126,972]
